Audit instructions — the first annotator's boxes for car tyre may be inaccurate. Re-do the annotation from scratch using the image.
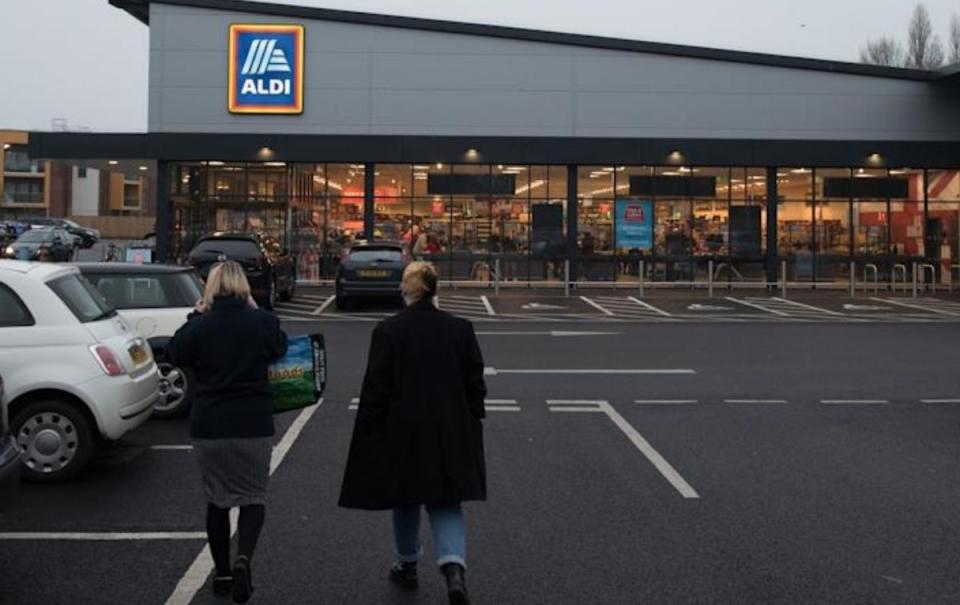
[13,399,95,483]
[153,362,195,419]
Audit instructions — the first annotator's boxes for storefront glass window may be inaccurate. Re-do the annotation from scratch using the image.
[927,169,960,281]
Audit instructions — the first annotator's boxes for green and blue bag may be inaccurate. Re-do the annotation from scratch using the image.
[269,334,326,414]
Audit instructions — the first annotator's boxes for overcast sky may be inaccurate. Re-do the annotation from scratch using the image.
[1,0,957,132]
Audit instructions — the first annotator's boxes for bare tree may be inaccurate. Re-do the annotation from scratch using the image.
[860,36,905,66]
[906,4,945,69]
[949,13,960,64]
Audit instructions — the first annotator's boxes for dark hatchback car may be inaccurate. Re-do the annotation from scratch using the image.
[187,233,296,309]
[0,375,20,511]
[20,217,99,249]
[2,228,75,262]
[336,242,408,310]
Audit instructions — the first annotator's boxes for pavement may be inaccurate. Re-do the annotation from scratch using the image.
[2,315,960,604]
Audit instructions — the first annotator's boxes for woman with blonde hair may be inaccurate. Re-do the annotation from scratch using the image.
[340,261,488,605]
[167,260,287,603]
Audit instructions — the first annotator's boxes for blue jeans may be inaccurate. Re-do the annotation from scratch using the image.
[393,504,466,569]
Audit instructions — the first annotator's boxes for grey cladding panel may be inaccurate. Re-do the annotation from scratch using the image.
[148,3,960,140]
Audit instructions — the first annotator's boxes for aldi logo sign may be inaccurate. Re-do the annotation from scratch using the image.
[228,24,304,114]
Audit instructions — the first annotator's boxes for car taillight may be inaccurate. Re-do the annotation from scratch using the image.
[90,345,125,376]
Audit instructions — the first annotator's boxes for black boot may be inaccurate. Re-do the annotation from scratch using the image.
[389,561,419,589]
[442,563,469,605]
[232,555,254,604]
[212,576,233,597]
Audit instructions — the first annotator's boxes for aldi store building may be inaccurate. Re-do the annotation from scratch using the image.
[30,0,960,285]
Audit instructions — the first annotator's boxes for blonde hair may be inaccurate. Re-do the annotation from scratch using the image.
[202,260,252,308]
[402,261,438,305]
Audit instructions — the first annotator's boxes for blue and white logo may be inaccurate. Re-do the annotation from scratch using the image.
[229,24,304,114]
[240,39,292,76]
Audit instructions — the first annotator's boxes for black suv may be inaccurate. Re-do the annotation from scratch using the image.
[187,233,296,309]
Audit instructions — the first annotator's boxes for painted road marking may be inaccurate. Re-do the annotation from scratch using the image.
[724,399,789,405]
[476,330,620,337]
[486,368,695,376]
[486,406,522,412]
[688,304,734,312]
[580,296,615,316]
[725,297,789,316]
[0,532,206,541]
[635,399,699,405]
[921,399,960,404]
[872,298,960,316]
[149,445,194,451]
[481,295,496,316]
[546,399,699,498]
[165,401,323,605]
[312,295,336,315]
[772,297,845,316]
[627,297,672,317]
[821,399,890,405]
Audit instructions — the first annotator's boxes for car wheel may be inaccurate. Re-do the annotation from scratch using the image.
[13,399,95,483]
[153,362,195,419]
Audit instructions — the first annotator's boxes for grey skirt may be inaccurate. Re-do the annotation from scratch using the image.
[192,437,273,508]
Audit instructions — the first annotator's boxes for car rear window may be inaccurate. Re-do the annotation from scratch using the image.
[192,239,260,258]
[349,249,404,262]
[85,272,204,309]
[47,274,116,323]
[18,231,51,243]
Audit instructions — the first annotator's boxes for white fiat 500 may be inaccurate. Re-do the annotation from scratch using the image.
[0,260,158,482]
[76,263,202,419]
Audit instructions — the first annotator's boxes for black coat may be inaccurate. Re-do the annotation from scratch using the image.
[338,299,488,510]
[166,296,288,439]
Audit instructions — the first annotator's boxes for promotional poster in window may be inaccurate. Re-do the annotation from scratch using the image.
[615,200,653,249]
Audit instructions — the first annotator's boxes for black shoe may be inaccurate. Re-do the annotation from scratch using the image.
[389,561,419,589]
[232,556,254,604]
[442,563,469,605]
[213,576,233,597]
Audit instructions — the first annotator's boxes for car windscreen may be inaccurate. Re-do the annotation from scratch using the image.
[47,274,116,323]
[84,271,205,309]
[17,231,51,243]
[348,249,404,262]
[191,239,260,258]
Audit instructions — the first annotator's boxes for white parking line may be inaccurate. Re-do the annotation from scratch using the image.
[772,297,845,316]
[626,297,672,317]
[165,401,323,605]
[485,399,517,404]
[635,400,698,405]
[486,406,521,412]
[480,296,496,316]
[921,399,960,404]
[723,399,789,404]
[487,368,695,376]
[597,401,699,499]
[821,399,889,405]
[549,406,604,413]
[725,297,789,316]
[149,445,194,451]
[872,297,960,316]
[0,532,206,541]
[580,296,614,316]
[312,295,335,315]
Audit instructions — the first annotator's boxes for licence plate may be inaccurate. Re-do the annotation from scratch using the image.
[357,269,389,278]
[128,343,149,366]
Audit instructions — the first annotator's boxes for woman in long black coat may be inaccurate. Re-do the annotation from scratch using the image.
[339,261,487,605]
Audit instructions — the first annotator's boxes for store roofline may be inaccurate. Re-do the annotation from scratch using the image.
[27,131,960,169]
[108,0,949,82]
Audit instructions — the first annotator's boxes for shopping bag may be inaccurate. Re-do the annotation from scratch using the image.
[269,333,326,414]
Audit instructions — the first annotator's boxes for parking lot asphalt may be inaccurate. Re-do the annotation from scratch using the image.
[2,316,960,604]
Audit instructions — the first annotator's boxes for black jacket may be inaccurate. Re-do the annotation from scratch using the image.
[166,296,288,439]
[339,299,488,510]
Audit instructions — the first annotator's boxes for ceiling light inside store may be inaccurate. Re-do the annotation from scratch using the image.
[413,165,430,170]
[108,160,118,165]
[436,163,443,169]
[208,161,225,166]
[264,162,286,167]
[139,166,148,171]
